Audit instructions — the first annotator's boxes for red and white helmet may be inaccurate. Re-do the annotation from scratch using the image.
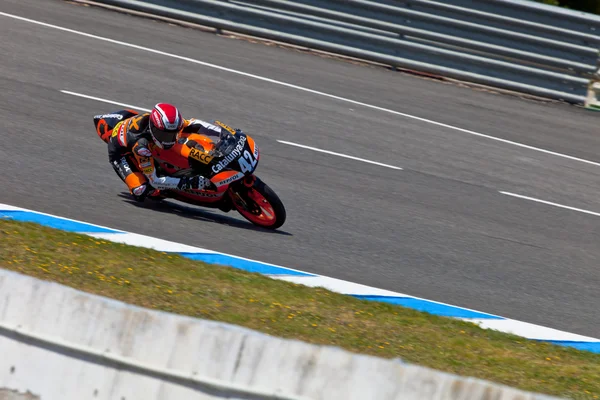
[149,103,184,149]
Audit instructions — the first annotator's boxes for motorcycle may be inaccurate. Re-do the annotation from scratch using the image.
[93,109,286,230]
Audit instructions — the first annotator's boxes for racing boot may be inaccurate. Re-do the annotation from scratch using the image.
[147,188,167,201]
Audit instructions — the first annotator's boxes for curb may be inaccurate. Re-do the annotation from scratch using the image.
[1,202,598,353]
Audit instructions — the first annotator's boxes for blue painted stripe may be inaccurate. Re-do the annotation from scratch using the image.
[353,295,503,319]
[5,206,600,354]
[542,340,600,353]
[0,211,120,233]
[178,253,315,276]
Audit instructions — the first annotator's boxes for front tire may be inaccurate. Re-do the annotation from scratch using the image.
[230,177,286,230]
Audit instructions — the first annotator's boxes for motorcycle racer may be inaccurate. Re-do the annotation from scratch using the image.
[103,103,226,202]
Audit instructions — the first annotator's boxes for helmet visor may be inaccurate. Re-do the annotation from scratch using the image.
[150,125,178,147]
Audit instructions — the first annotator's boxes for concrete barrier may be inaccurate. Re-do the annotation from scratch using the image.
[0,269,562,399]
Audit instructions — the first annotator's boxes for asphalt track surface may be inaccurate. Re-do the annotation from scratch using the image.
[2,0,600,337]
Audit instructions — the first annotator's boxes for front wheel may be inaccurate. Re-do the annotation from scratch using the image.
[229,177,286,230]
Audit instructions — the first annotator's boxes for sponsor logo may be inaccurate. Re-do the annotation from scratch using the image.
[160,140,176,148]
[211,136,246,174]
[189,148,213,164]
[96,113,124,120]
[120,157,132,174]
[214,120,237,136]
[111,121,123,137]
[111,122,127,146]
[215,173,243,187]
[138,157,153,174]
[151,112,164,129]
[164,119,179,130]
[137,147,152,157]
[118,126,127,146]
[181,189,222,198]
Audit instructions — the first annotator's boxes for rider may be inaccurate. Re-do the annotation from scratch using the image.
[107,103,226,202]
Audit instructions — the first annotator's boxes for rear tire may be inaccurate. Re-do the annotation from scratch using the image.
[230,177,286,230]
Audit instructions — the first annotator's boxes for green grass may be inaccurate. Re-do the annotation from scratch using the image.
[532,0,600,15]
[1,219,599,399]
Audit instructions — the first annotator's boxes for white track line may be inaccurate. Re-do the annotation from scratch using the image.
[3,11,600,167]
[63,89,399,170]
[61,90,151,111]
[278,140,402,170]
[500,191,600,217]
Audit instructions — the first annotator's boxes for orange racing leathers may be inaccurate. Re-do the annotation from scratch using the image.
[107,113,224,200]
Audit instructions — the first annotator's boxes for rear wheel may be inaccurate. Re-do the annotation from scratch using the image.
[230,177,286,230]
